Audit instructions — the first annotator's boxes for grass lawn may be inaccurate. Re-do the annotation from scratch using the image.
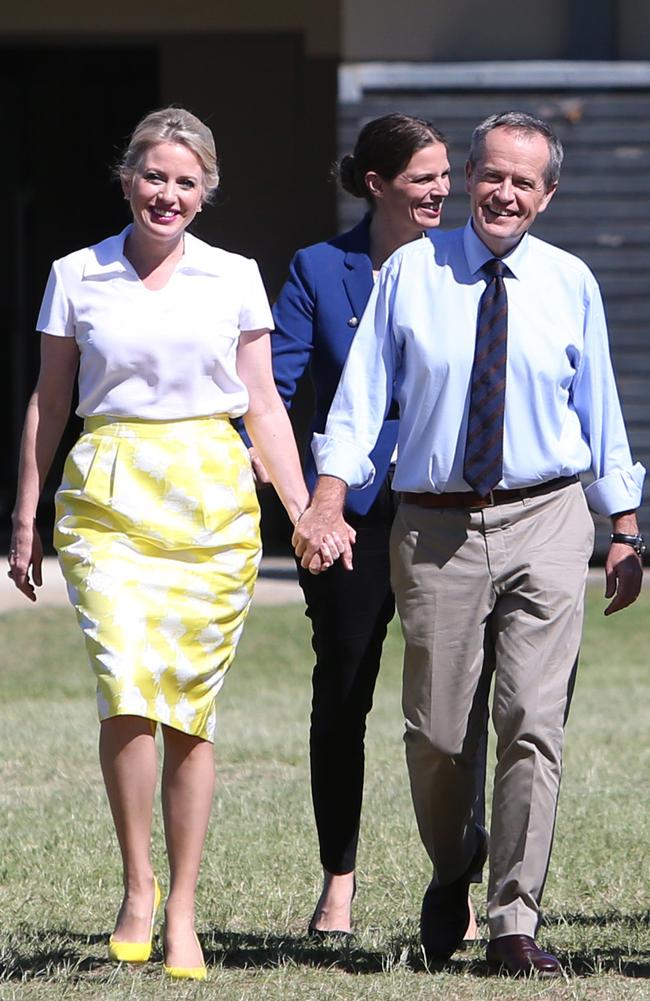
[0,584,648,1000]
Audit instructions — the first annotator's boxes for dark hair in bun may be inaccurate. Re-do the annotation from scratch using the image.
[340,153,363,197]
[338,113,447,205]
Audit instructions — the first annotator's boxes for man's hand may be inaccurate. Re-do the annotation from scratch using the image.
[292,475,356,573]
[604,513,643,615]
[604,542,643,615]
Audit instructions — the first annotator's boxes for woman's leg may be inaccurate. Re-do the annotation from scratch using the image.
[160,725,215,967]
[309,871,357,934]
[299,481,396,932]
[99,715,158,943]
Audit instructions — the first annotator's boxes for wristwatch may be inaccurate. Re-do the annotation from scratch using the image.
[610,532,646,557]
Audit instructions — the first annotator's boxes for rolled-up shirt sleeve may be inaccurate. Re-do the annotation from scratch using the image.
[312,263,399,489]
[573,276,646,515]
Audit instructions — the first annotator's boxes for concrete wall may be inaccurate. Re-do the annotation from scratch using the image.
[341,0,650,60]
[341,0,569,61]
[5,0,650,60]
[619,0,650,58]
[0,0,340,56]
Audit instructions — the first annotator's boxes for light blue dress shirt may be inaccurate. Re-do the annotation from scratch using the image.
[313,221,645,517]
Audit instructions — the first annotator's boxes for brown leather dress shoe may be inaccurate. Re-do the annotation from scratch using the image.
[486,935,561,976]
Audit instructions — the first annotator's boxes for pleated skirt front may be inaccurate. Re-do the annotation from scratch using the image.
[54,414,261,742]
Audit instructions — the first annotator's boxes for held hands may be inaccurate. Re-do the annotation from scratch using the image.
[247,448,355,572]
[7,522,44,602]
[292,504,356,575]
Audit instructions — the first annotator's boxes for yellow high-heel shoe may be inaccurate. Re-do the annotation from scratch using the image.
[108,876,161,963]
[163,930,207,981]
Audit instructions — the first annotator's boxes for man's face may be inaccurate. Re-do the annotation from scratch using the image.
[465,126,557,256]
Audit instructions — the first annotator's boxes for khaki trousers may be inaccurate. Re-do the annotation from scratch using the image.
[390,482,594,938]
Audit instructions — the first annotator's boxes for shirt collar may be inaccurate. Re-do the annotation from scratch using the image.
[82,227,131,278]
[462,218,528,279]
[82,225,223,279]
[175,231,224,276]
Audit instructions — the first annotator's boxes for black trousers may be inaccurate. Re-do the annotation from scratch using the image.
[299,477,490,877]
[298,477,397,874]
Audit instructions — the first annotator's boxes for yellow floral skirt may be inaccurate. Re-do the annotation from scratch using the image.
[54,415,261,742]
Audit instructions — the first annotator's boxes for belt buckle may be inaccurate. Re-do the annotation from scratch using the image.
[469,490,494,509]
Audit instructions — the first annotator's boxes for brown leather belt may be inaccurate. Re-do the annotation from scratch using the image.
[401,475,579,510]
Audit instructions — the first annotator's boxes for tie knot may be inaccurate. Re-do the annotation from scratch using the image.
[484,258,508,280]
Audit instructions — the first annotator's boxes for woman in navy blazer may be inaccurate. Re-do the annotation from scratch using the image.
[264,115,486,937]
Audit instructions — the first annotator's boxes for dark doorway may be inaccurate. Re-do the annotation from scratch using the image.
[0,45,159,546]
[1,36,338,556]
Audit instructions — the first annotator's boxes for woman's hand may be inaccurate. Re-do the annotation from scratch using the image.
[248,446,271,487]
[7,522,44,602]
[9,334,78,603]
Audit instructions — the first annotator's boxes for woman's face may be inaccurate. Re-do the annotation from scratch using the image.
[122,141,204,244]
[367,141,451,234]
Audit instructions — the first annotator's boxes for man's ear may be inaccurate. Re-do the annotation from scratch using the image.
[538,181,558,215]
[464,159,473,195]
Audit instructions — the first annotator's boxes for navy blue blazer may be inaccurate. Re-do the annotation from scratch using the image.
[271,216,398,516]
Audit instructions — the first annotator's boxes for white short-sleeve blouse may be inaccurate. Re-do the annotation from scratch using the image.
[36,226,274,420]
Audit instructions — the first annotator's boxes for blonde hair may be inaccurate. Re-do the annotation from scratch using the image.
[119,107,220,203]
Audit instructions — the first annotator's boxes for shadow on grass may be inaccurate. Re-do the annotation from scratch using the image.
[0,928,387,982]
[561,949,650,979]
[0,927,109,984]
[1,918,649,982]
[543,910,650,929]
[202,929,387,973]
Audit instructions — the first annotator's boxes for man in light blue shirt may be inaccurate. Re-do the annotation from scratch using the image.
[294,112,645,976]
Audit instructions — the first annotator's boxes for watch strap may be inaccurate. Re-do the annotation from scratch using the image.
[610,532,646,557]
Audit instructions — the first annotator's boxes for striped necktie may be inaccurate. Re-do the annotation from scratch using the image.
[463,258,509,497]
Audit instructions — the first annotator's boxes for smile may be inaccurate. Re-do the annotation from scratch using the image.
[485,206,517,219]
[150,207,178,219]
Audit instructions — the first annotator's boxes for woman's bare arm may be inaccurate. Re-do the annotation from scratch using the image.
[9,334,79,600]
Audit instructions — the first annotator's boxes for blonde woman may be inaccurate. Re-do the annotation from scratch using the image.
[8,107,344,980]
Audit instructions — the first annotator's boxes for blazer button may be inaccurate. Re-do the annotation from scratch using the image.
[348,316,359,327]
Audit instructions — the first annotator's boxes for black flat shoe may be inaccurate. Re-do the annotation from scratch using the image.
[306,926,353,942]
